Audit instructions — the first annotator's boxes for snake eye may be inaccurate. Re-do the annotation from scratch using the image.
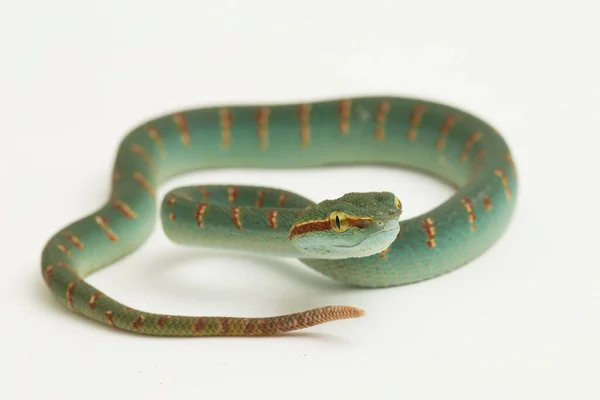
[394,196,401,209]
[329,211,349,232]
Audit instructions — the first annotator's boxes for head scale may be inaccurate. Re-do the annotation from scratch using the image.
[289,192,402,259]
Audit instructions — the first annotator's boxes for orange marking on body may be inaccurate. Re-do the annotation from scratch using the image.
[130,144,153,168]
[104,311,116,327]
[132,315,144,329]
[473,149,487,172]
[195,203,207,227]
[231,206,243,230]
[505,152,514,166]
[193,317,205,335]
[436,114,456,149]
[56,262,73,271]
[461,197,477,231]
[166,195,177,206]
[199,186,210,200]
[168,212,176,221]
[289,216,372,240]
[255,107,270,150]
[259,319,270,335]
[219,108,232,149]
[105,229,118,242]
[228,186,239,203]
[422,217,436,248]
[146,125,165,153]
[244,320,257,335]
[172,112,190,146]
[379,246,391,258]
[338,99,352,133]
[57,243,72,256]
[460,131,482,163]
[113,200,137,219]
[278,194,291,207]
[298,104,311,147]
[95,215,109,228]
[44,265,55,287]
[94,215,118,242]
[218,318,229,335]
[483,196,492,211]
[66,280,81,308]
[133,172,155,198]
[65,234,84,250]
[375,101,390,141]
[494,169,512,200]
[156,315,171,327]
[255,190,266,208]
[268,209,278,229]
[505,152,516,173]
[89,292,103,310]
[407,103,427,141]
[396,225,405,239]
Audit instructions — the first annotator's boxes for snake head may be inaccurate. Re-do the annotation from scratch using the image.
[289,191,402,259]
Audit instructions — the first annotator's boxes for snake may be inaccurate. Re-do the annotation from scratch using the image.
[41,96,518,336]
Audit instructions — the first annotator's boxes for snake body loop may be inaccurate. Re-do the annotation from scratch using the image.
[41,96,517,336]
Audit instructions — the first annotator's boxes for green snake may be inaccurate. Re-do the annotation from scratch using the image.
[41,96,518,336]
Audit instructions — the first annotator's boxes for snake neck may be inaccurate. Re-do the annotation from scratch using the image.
[161,201,307,258]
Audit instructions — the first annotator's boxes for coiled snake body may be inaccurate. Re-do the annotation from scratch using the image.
[41,96,517,336]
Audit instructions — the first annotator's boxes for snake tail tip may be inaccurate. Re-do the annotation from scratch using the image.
[336,305,365,319]
[352,307,366,318]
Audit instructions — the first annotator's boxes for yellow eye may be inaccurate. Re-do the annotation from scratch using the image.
[329,211,349,232]
[394,196,402,209]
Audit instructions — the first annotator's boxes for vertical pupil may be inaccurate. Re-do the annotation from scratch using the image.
[335,215,341,229]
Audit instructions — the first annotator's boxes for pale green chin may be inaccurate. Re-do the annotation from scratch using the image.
[295,218,401,260]
[333,218,400,259]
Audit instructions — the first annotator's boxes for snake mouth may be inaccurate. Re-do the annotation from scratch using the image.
[332,226,400,249]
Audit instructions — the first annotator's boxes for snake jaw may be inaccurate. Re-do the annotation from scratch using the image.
[333,226,399,249]
[330,218,400,257]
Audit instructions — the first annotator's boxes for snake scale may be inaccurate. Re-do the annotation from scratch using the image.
[41,96,517,336]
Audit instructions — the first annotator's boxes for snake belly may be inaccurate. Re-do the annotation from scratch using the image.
[41,96,518,336]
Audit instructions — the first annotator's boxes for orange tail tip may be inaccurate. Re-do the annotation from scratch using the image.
[298,305,365,323]
[265,305,365,335]
[334,305,365,318]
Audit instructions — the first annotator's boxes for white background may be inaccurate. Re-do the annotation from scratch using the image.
[2,1,599,399]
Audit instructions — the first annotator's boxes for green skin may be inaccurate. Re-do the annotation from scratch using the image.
[41,96,518,336]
